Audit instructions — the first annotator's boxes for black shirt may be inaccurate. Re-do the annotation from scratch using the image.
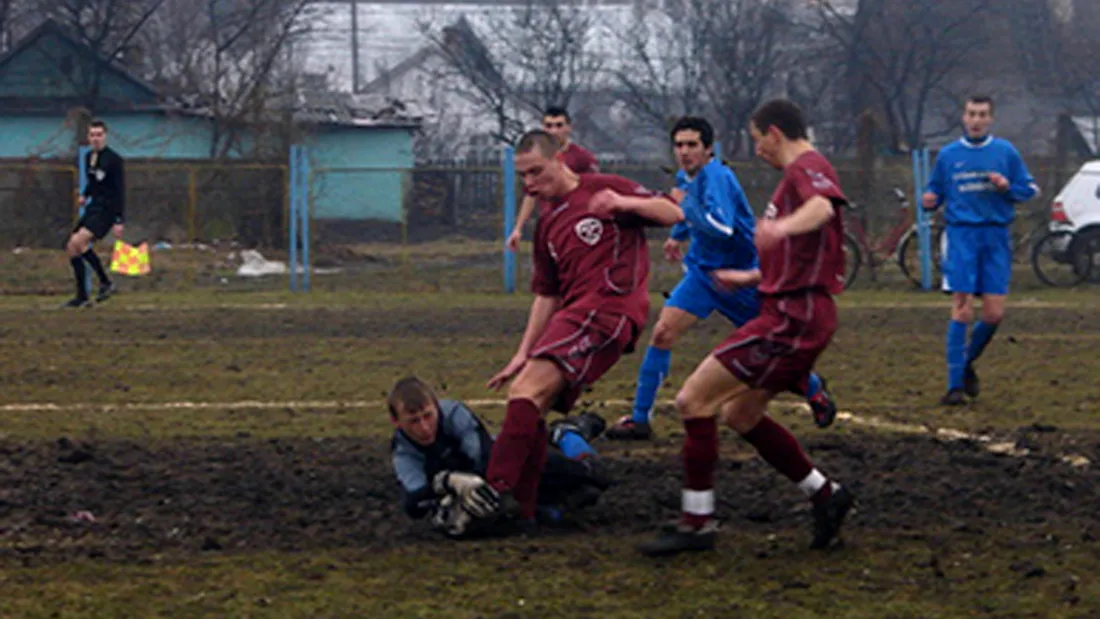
[83,146,126,223]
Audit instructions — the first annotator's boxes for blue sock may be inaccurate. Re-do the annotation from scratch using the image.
[805,373,822,399]
[631,346,671,424]
[555,430,596,460]
[966,321,998,365]
[947,320,969,390]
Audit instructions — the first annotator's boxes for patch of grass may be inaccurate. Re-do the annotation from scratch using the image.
[0,528,1095,618]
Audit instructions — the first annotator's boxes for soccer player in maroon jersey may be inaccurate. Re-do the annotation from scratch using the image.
[483,129,682,532]
[639,99,855,557]
[506,106,600,251]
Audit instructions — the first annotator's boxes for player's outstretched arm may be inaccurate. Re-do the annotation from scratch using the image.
[712,268,762,290]
[590,189,682,227]
[508,195,538,250]
[756,196,835,250]
[488,294,561,390]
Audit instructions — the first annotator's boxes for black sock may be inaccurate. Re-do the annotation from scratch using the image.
[70,257,88,299]
[82,249,111,287]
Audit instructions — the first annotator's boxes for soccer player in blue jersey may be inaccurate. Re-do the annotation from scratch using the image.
[923,95,1040,406]
[606,116,836,440]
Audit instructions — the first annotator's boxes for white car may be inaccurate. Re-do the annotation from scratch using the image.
[1051,160,1100,234]
[1037,160,1100,285]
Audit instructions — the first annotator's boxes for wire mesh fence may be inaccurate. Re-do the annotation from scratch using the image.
[1,155,1088,297]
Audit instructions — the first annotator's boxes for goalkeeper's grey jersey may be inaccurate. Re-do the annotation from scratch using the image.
[390,399,492,517]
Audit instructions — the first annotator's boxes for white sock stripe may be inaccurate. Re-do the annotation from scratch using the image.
[798,469,828,497]
[682,489,715,515]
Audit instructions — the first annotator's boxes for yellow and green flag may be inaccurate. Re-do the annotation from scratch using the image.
[110,240,151,276]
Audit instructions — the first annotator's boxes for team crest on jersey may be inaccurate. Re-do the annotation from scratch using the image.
[94,169,106,181]
[575,217,603,246]
[764,203,778,220]
[807,170,833,190]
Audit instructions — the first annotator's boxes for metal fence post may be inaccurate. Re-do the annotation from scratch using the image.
[301,147,311,292]
[502,146,516,294]
[289,145,299,292]
[77,146,93,294]
[188,167,197,241]
[913,148,933,291]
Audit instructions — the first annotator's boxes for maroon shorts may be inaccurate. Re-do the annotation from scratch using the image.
[530,309,637,412]
[713,291,837,394]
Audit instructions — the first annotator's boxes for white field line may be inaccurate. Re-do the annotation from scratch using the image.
[0,300,1093,313]
[0,398,1089,469]
[5,333,1100,347]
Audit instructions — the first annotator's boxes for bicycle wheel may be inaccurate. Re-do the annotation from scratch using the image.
[1031,230,1091,287]
[843,231,862,290]
[1077,228,1100,283]
[898,224,945,287]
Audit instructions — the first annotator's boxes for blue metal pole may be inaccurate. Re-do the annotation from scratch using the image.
[923,148,933,289]
[714,141,722,160]
[78,146,93,294]
[288,145,299,292]
[503,146,516,294]
[301,147,311,292]
[914,148,933,290]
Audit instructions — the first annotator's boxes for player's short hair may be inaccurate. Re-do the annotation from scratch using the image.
[965,95,995,113]
[751,99,808,141]
[543,106,570,122]
[516,130,560,158]
[88,119,108,132]
[670,116,714,148]
[388,376,437,418]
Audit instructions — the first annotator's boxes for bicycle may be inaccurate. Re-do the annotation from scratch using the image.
[1011,208,1053,265]
[1031,224,1096,287]
[842,188,944,289]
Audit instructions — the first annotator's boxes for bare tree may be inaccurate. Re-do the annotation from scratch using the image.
[139,0,317,157]
[1008,0,1100,117]
[418,0,603,145]
[419,16,527,145]
[612,0,795,156]
[37,0,170,105]
[817,0,993,151]
[499,0,603,113]
[0,0,35,51]
[703,0,795,156]
[412,85,476,162]
[611,0,713,134]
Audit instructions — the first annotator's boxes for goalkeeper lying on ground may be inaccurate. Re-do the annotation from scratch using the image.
[388,376,611,538]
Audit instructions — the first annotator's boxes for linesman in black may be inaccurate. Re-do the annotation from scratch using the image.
[64,120,125,307]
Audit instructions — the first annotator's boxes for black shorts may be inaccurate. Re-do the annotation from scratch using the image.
[75,209,113,240]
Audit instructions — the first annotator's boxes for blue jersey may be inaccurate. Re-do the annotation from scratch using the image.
[927,136,1038,226]
[669,158,757,276]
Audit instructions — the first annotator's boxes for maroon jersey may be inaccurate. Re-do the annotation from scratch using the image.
[759,151,848,296]
[531,174,662,334]
[561,142,599,174]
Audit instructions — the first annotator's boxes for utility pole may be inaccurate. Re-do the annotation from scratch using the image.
[350,0,360,92]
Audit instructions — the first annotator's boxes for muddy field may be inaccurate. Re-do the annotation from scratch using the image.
[1,253,1099,616]
[1,426,1097,566]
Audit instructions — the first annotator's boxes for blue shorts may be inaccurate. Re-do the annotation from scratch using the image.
[941,225,1012,295]
[666,267,760,326]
